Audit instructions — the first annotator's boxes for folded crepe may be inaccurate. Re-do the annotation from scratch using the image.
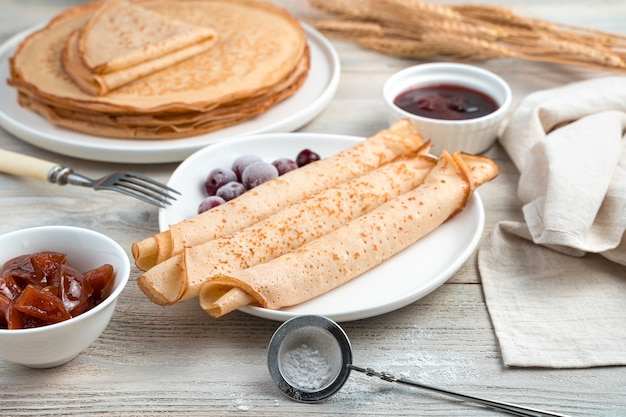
[137,146,435,305]
[200,151,499,317]
[62,0,217,96]
[132,119,425,270]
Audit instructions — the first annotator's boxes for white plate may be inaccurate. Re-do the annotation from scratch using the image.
[160,133,485,322]
[0,24,339,164]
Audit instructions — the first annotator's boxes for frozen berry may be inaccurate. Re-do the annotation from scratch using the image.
[232,154,262,181]
[204,167,237,195]
[216,181,247,201]
[242,161,278,189]
[272,157,298,175]
[198,195,226,214]
[296,149,321,167]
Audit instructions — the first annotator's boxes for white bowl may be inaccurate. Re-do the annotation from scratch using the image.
[383,63,512,155]
[0,226,130,368]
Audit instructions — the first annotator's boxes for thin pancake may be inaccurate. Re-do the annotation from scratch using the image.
[17,47,309,139]
[132,119,424,270]
[16,93,248,139]
[8,0,307,113]
[19,45,309,126]
[78,0,217,74]
[137,148,435,305]
[64,30,217,96]
[200,152,499,317]
[62,0,217,95]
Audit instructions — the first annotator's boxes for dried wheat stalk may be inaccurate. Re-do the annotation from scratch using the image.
[356,37,443,58]
[451,4,551,31]
[421,32,512,60]
[309,0,626,72]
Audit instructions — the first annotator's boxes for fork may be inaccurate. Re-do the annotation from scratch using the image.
[0,149,180,208]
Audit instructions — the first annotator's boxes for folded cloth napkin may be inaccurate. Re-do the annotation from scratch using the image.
[478,76,626,368]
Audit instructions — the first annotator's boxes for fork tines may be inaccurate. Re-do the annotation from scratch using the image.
[112,172,180,208]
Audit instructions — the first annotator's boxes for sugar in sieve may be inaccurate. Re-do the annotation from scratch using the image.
[267,315,571,417]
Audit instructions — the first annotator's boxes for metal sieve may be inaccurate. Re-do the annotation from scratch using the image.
[267,315,571,416]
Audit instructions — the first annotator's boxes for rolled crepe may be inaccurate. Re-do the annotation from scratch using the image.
[132,119,424,271]
[62,0,217,95]
[200,151,499,317]
[137,148,436,305]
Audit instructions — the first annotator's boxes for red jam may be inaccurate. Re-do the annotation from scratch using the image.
[394,83,499,120]
[0,251,115,330]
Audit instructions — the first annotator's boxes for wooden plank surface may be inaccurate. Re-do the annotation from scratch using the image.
[1,1,625,416]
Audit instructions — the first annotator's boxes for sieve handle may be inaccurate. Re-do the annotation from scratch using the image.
[347,365,571,417]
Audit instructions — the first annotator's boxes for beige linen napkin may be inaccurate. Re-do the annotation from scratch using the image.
[478,77,626,368]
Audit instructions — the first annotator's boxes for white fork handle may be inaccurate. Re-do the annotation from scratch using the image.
[0,148,59,181]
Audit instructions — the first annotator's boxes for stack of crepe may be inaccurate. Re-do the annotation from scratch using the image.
[132,120,499,317]
[7,0,309,139]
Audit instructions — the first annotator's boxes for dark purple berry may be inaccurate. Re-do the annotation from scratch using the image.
[198,195,226,214]
[204,167,237,196]
[232,154,262,181]
[241,161,278,189]
[272,157,298,175]
[216,181,247,201]
[296,149,321,167]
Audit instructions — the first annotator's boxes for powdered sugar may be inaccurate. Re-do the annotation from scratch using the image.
[281,344,334,390]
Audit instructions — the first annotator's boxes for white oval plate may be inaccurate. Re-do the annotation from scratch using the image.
[160,133,485,322]
[0,23,339,164]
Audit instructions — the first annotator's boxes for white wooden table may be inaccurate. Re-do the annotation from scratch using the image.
[1,1,625,416]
